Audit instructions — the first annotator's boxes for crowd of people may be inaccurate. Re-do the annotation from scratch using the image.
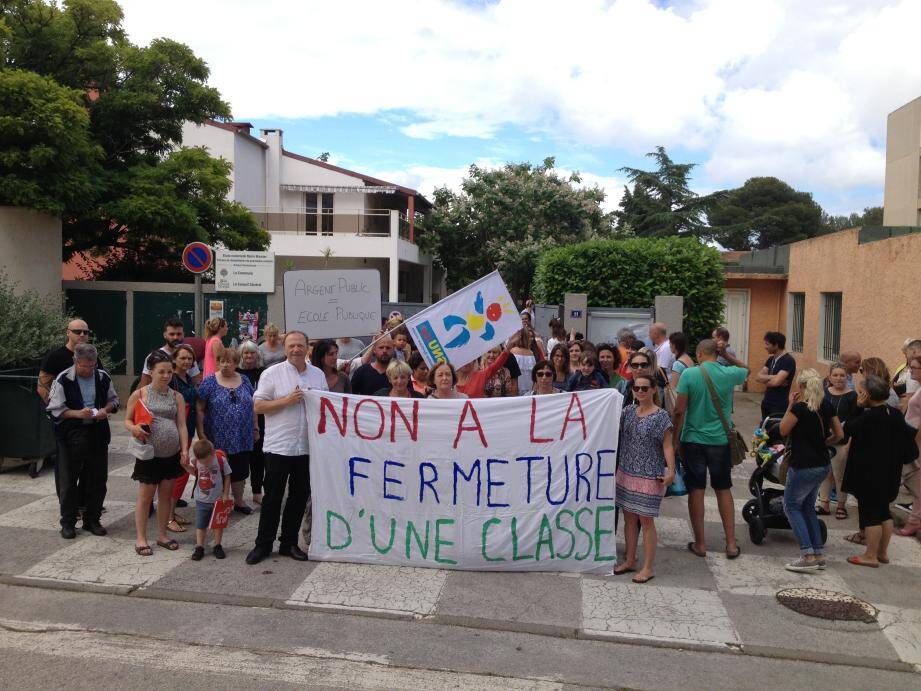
[40,311,921,581]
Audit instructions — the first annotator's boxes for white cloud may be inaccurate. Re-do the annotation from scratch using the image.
[117,0,921,198]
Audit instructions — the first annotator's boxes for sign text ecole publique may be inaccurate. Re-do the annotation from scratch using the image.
[283,269,381,339]
[307,388,622,573]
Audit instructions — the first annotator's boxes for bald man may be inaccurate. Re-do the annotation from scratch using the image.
[38,319,106,402]
[350,334,396,395]
[839,351,861,390]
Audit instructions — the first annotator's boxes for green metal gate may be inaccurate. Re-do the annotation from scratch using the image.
[65,289,128,374]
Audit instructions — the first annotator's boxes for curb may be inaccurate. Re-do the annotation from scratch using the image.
[0,574,915,673]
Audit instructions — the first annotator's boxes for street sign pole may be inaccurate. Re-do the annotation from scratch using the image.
[194,273,203,336]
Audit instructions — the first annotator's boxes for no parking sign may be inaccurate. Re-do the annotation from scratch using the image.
[182,242,213,274]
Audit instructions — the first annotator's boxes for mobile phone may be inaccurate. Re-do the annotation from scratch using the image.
[140,424,152,434]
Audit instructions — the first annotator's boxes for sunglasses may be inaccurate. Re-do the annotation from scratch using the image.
[536,371,553,378]
[632,385,652,392]
[69,329,91,336]
[630,361,649,369]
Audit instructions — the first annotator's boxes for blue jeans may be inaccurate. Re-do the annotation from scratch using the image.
[783,465,829,556]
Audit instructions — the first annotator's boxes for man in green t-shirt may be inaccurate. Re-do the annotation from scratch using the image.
[674,339,749,559]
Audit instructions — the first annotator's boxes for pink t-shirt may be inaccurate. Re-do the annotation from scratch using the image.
[906,389,921,430]
[203,336,222,378]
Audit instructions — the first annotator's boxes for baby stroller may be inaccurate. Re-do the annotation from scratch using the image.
[742,415,829,546]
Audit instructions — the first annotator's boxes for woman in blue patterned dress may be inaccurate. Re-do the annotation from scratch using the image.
[196,348,256,515]
[613,373,676,583]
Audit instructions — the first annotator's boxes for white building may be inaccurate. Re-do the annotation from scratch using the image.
[181,120,440,303]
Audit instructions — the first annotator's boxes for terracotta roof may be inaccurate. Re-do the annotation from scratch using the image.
[281,149,432,209]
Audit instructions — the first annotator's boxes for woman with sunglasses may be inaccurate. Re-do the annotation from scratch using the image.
[529,360,557,395]
[196,348,256,517]
[613,374,675,583]
[617,351,665,406]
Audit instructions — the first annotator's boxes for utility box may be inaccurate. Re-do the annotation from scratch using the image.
[563,293,588,337]
[654,295,684,334]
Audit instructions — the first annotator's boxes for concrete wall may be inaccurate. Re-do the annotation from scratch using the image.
[0,207,62,297]
[883,96,921,226]
[233,134,266,210]
[724,276,787,392]
[786,228,921,374]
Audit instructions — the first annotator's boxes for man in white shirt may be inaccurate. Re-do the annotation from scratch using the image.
[649,322,674,372]
[246,331,328,565]
[335,336,365,362]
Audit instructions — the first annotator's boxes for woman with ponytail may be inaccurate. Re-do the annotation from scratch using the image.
[778,368,843,573]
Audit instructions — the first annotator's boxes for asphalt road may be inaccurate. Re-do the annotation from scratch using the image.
[0,583,918,690]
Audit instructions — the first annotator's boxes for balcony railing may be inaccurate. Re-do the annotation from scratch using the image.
[252,209,405,239]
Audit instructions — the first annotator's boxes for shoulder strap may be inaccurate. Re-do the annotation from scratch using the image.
[700,364,734,436]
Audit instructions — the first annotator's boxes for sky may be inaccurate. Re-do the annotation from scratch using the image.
[118,0,921,215]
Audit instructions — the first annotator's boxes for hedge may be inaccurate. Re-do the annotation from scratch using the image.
[532,237,725,346]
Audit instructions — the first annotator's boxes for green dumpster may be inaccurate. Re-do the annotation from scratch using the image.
[0,368,57,476]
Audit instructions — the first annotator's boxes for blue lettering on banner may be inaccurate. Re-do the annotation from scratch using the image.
[416,320,447,363]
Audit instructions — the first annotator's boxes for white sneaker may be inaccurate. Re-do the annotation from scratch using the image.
[785,558,820,573]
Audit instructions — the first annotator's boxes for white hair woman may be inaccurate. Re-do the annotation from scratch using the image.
[778,368,843,573]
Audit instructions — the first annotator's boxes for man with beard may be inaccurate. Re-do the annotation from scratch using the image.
[139,317,202,387]
[350,334,395,395]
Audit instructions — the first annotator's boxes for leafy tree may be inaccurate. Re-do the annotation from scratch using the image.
[821,206,883,234]
[706,177,824,250]
[615,146,723,237]
[0,0,269,279]
[419,157,616,299]
[533,237,724,346]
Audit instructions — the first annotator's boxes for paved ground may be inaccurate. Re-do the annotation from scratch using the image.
[1,392,920,687]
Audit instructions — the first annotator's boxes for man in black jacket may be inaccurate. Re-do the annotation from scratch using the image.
[46,344,119,539]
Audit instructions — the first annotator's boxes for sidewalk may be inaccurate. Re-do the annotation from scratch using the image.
[0,393,919,674]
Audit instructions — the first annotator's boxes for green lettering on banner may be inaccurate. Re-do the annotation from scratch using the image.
[534,514,555,561]
[369,514,396,555]
[573,507,593,561]
[326,510,352,550]
[481,518,504,562]
[593,505,616,562]
[405,519,430,559]
[434,518,457,565]
[511,516,534,561]
[554,509,576,559]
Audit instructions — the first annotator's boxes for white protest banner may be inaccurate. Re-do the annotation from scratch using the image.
[307,388,622,573]
[283,269,381,339]
[403,271,521,368]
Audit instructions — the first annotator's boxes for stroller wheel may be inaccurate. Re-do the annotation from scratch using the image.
[819,520,828,545]
[749,517,766,545]
[742,499,760,524]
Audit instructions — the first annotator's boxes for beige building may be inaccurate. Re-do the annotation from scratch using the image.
[883,96,921,226]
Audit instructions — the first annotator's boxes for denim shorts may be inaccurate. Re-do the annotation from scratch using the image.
[195,500,215,530]
[681,442,732,491]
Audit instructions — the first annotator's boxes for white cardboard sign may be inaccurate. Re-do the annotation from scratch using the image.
[283,269,381,338]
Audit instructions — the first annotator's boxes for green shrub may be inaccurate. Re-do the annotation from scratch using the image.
[0,272,116,370]
[532,237,725,346]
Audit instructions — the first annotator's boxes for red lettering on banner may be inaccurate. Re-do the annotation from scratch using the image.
[390,400,419,442]
[529,397,553,443]
[318,396,348,436]
[453,401,488,449]
[354,398,385,440]
[560,393,587,441]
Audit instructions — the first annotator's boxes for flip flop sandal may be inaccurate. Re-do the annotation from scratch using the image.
[878,556,890,564]
[726,546,742,560]
[135,545,153,557]
[844,533,866,545]
[815,505,831,516]
[687,542,706,557]
[166,520,186,533]
[612,565,636,575]
[156,539,180,551]
[174,514,191,525]
[835,507,848,520]
[847,555,879,568]
[632,574,655,584]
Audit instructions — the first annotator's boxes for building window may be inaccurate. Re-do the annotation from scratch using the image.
[321,193,334,235]
[819,292,842,361]
[305,193,318,234]
[788,293,805,353]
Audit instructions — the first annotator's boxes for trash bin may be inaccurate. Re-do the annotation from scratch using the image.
[0,368,57,477]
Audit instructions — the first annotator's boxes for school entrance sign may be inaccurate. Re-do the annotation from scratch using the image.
[307,388,622,573]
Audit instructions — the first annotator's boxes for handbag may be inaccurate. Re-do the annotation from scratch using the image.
[126,435,155,460]
[700,365,748,466]
[665,459,688,497]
